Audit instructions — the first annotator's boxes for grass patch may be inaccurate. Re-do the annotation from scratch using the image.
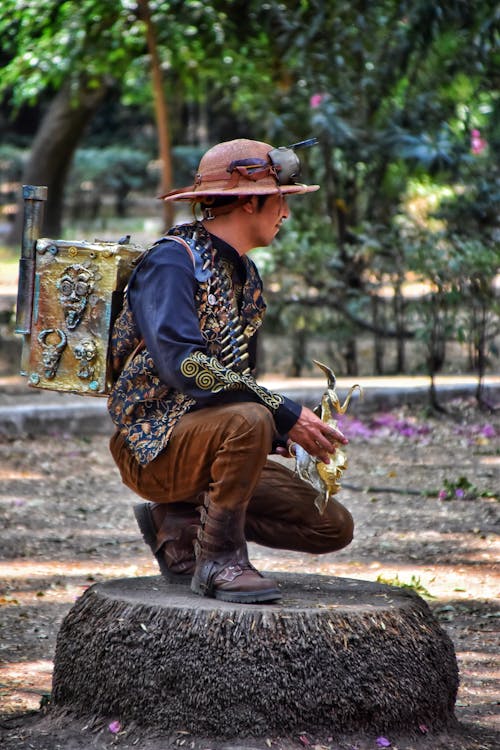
[376,573,436,599]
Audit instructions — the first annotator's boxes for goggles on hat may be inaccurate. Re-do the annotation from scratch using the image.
[227,138,318,187]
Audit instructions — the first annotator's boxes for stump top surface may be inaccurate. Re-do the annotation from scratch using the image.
[92,572,420,614]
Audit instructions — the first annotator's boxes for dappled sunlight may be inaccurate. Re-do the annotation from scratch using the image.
[0,420,497,740]
[0,468,45,480]
[455,651,500,727]
[0,659,52,678]
[0,659,53,715]
[382,528,498,549]
[0,528,141,546]
[248,549,499,601]
[478,455,500,467]
[0,558,155,581]
[1,585,89,607]
[459,652,500,669]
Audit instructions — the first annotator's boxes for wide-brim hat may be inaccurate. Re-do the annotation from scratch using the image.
[161,138,319,202]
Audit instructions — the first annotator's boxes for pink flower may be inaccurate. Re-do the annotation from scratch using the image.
[438,489,448,500]
[471,128,487,155]
[310,93,325,108]
[108,720,121,734]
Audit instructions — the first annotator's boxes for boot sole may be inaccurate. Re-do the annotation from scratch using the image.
[133,503,191,585]
[214,589,282,604]
[191,577,282,604]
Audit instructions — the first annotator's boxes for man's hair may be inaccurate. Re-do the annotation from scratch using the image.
[198,194,270,213]
[199,196,241,211]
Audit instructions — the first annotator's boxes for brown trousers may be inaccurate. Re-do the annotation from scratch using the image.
[110,403,353,555]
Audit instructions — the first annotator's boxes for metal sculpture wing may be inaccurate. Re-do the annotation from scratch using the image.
[292,360,361,514]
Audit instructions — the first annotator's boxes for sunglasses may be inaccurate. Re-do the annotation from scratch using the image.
[228,138,318,186]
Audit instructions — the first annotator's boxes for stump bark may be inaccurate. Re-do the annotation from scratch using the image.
[51,573,459,738]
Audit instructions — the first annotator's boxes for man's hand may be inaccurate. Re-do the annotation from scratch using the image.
[288,406,348,464]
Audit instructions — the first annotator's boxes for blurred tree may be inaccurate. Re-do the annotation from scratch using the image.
[67,146,156,221]
[0,0,141,237]
[0,0,246,239]
[252,0,499,375]
[1,0,498,382]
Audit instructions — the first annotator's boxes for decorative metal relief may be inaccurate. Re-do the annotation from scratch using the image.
[56,263,98,330]
[21,236,144,395]
[73,339,98,380]
[37,328,67,379]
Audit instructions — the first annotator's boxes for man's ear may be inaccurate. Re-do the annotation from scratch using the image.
[241,196,257,214]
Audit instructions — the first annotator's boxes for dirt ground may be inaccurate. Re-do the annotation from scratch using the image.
[0,398,498,750]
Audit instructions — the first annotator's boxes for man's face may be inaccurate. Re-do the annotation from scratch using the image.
[250,193,290,247]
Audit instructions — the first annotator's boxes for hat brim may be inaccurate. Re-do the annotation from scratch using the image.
[161,183,320,202]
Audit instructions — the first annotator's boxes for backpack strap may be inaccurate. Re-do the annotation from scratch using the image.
[121,235,198,372]
[167,235,196,269]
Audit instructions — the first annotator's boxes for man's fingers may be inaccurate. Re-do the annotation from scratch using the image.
[322,426,348,445]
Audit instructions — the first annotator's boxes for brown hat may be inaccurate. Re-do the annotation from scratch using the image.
[161,138,319,202]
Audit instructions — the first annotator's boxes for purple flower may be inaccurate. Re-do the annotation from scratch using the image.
[373,414,397,427]
[399,426,417,437]
[481,424,496,438]
[376,738,391,748]
[455,488,465,498]
[343,418,375,439]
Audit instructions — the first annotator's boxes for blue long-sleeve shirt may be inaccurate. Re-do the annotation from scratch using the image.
[127,233,301,437]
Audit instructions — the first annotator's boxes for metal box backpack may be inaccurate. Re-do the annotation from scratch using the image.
[15,185,144,396]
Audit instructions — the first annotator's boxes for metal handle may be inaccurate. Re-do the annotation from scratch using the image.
[15,185,48,334]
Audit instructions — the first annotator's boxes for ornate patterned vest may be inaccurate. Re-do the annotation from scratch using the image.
[107,222,270,465]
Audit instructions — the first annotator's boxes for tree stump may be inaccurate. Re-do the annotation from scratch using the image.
[51,573,459,738]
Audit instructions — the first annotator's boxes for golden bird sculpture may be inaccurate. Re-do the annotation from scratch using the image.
[292,360,362,514]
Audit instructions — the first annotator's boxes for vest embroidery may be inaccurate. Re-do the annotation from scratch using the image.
[107,222,269,465]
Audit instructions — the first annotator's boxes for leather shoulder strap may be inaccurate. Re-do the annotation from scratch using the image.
[163,235,196,269]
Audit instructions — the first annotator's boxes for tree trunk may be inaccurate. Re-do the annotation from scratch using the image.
[288,326,307,377]
[371,294,385,374]
[393,283,406,373]
[138,0,174,230]
[7,81,108,245]
[51,573,459,738]
[343,336,358,376]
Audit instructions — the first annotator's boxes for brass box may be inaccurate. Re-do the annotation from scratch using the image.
[19,238,144,396]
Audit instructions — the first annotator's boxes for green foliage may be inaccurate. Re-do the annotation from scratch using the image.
[1,0,498,378]
[64,146,158,220]
[376,573,435,599]
[70,147,154,193]
[0,0,145,108]
[0,0,235,111]
[438,476,496,502]
[68,143,205,192]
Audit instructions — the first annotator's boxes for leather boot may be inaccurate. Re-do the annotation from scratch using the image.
[191,496,281,603]
[133,502,200,583]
